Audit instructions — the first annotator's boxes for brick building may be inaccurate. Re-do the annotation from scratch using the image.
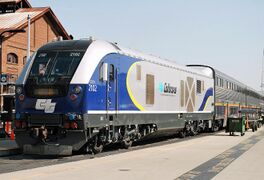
[0,0,71,84]
[0,0,71,115]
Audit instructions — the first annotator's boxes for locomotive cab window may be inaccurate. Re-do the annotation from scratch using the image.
[99,63,103,81]
[29,51,84,77]
[26,51,85,98]
[109,64,114,81]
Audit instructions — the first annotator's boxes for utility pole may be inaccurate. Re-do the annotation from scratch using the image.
[27,14,31,61]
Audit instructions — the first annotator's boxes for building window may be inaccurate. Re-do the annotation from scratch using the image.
[9,74,18,83]
[7,53,18,64]
[146,74,155,105]
[23,56,27,65]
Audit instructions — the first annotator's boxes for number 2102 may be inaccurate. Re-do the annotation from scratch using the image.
[88,84,97,92]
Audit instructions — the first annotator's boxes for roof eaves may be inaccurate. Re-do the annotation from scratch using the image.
[13,7,51,32]
[0,0,31,7]
[0,8,49,39]
[1,7,71,40]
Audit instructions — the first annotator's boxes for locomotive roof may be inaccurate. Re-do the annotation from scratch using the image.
[71,39,214,84]
[17,39,264,100]
[114,42,213,78]
[39,39,212,78]
[17,39,213,85]
[38,40,92,51]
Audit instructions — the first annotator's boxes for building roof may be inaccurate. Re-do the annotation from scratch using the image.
[0,0,31,7]
[0,7,71,39]
[0,0,20,3]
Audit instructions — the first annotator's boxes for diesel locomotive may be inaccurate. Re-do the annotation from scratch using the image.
[14,39,264,155]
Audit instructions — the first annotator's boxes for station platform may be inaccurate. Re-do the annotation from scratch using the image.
[1,128,264,180]
[0,139,21,157]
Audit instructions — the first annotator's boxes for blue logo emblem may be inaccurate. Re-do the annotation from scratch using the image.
[159,82,177,95]
[159,83,164,93]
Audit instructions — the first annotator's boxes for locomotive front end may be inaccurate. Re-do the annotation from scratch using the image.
[15,40,91,155]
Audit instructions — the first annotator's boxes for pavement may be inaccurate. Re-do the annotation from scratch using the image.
[0,128,264,180]
[0,139,21,157]
[213,132,264,180]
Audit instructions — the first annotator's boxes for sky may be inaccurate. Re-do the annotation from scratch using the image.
[29,0,264,90]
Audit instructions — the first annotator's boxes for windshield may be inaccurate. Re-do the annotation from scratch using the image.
[30,51,84,77]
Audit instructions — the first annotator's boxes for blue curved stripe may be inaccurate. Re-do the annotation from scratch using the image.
[198,87,213,111]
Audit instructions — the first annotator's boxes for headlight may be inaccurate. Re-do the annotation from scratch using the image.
[19,94,25,101]
[73,86,82,94]
[16,87,23,94]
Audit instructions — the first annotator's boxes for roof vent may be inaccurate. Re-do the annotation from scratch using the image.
[52,36,63,42]
[57,36,63,41]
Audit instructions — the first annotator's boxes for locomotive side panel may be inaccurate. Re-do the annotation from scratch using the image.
[84,53,214,131]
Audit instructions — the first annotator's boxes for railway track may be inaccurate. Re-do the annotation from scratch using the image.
[0,131,222,174]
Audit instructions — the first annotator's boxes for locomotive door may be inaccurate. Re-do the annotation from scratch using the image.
[106,64,118,121]
[105,64,117,141]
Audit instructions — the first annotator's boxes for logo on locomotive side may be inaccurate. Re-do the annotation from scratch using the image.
[159,82,177,95]
[35,99,56,113]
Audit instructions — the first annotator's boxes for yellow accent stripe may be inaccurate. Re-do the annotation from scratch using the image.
[228,103,240,107]
[215,103,240,107]
[203,96,212,110]
[241,105,259,109]
[126,62,145,111]
[215,102,227,106]
[215,103,260,109]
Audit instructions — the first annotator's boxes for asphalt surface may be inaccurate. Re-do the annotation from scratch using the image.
[1,128,262,180]
[176,129,264,180]
[0,139,22,157]
[0,132,213,174]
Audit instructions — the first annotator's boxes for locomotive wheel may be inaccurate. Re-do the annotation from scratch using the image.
[92,142,103,154]
[190,123,198,136]
[212,123,219,132]
[91,136,103,154]
[122,138,133,149]
[255,124,258,131]
[83,144,92,154]
[179,130,186,138]
[122,128,133,149]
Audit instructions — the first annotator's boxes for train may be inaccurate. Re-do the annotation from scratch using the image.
[14,39,264,155]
